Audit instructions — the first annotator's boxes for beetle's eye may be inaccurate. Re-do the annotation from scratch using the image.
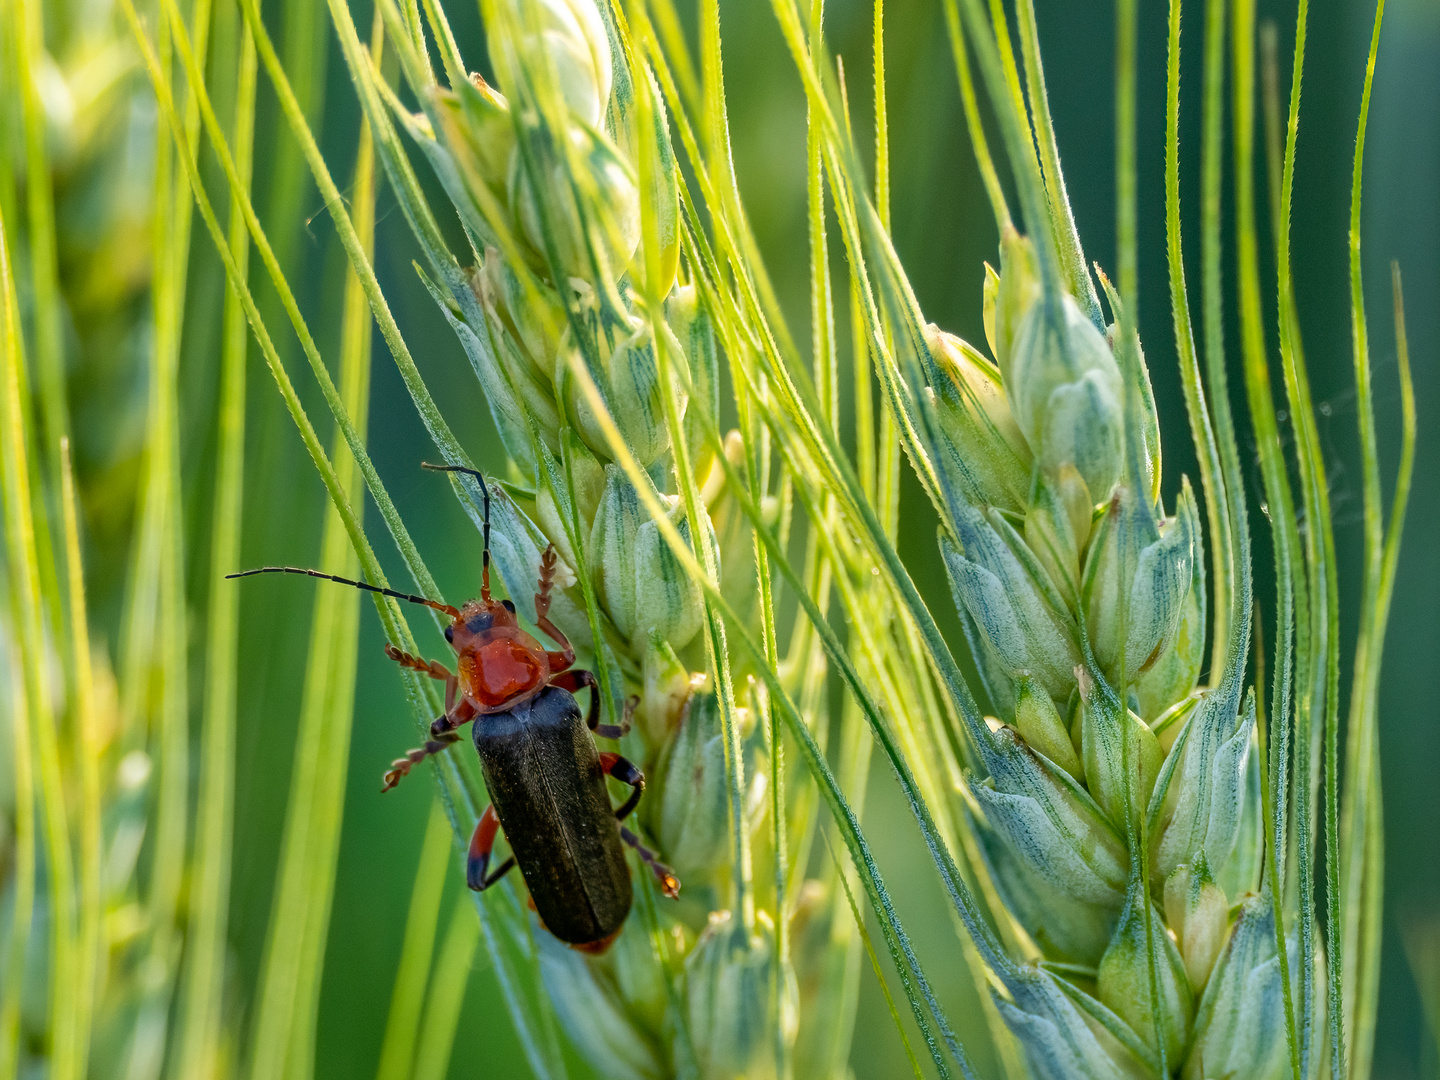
[502,599,516,614]
[444,625,454,644]
[467,612,493,633]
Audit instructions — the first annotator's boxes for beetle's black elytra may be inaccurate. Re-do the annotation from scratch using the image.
[473,686,632,944]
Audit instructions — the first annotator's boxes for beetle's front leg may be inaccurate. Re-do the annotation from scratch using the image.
[385,643,460,715]
[429,698,477,738]
[534,545,576,672]
[381,729,462,792]
[467,804,515,891]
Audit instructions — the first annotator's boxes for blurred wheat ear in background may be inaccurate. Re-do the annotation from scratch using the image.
[0,0,1435,1078]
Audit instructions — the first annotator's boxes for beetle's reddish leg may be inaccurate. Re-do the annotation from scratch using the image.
[598,751,680,897]
[618,826,681,898]
[384,643,459,714]
[545,669,615,739]
[381,730,461,791]
[467,804,515,891]
[598,751,645,820]
[430,698,477,738]
[534,546,576,672]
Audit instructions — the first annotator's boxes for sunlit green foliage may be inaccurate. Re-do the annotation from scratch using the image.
[0,0,1424,1077]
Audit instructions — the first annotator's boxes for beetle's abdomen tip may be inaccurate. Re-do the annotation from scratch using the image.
[569,929,622,956]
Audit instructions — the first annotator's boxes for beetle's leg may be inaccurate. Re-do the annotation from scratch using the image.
[467,804,516,891]
[384,644,459,713]
[550,670,632,739]
[598,751,646,820]
[430,698,477,738]
[381,729,461,792]
[599,753,680,896]
[534,546,577,672]
[618,826,681,898]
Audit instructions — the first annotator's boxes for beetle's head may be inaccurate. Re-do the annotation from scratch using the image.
[445,597,519,649]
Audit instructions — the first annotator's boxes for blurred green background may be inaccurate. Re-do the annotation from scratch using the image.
[47,0,1436,1075]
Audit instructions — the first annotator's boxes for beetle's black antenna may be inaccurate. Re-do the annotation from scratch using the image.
[423,462,492,601]
[226,566,462,619]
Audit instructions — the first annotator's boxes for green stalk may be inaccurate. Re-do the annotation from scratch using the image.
[1201,0,1245,526]
[11,0,65,680]
[1114,1,1175,1068]
[810,0,837,430]
[684,0,802,369]
[954,0,1066,306]
[1116,0,1137,315]
[410,896,482,1080]
[1340,9,1405,1079]
[244,54,379,1080]
[128,3,211,1067]
[1344,257,1415,1077]
[16,0,68,500]
[942,0,1012,234]
[1271,9,1331,1068]
[172,7,256,1077]
[822,834,928,1080]
[0,7,15,229]
[647,0,700,118]
[1015,0,1102,322]
[0,208,38,1080]
[1164,0,1233,679]
[1232,2,1303,1074]
[645,243,754,935]
[985,0,1039,196]
[873,0,890,229]
[261,0,327,309]
[28,424,78,1080]
[791,0,840,1058]
[285,85,381,1080]
[871,0,901,541]
[59,440,101,1080]
[375,801,454,1080]
[238,0,478,476]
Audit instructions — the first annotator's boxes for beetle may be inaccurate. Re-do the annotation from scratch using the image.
[229,463,679,953]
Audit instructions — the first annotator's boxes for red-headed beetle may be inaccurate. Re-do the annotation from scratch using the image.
[230,463,679,953]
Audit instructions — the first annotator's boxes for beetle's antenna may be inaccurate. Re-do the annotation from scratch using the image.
[423,463,492,601]
[227,567,462,619]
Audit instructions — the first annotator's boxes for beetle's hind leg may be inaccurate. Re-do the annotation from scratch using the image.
[619,826,681,899]
[599,753,679,896]
[599,751,646,820]
[381,729,461,791]
[467,804,516,891]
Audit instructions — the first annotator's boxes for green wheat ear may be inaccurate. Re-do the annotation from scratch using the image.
[769,0,1413,1077]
